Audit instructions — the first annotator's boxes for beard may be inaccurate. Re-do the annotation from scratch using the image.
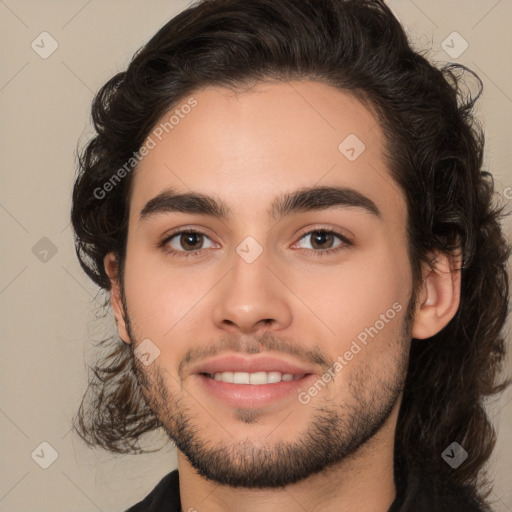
[125,296,414,489]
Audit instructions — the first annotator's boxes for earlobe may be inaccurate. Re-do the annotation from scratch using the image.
[412,251,462,340]
[104,253,131,344]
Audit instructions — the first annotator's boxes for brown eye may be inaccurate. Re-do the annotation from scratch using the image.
[179,232,204,251]
[309,231,336,250]
[164,230,216,254]
[296,230,346,252]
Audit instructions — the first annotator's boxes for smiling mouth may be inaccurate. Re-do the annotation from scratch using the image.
[202,371,309,384]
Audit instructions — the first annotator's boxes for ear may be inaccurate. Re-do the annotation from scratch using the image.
[412,250,462,339]
[104,252,130,344]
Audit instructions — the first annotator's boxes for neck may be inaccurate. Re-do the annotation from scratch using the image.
[178,406,399,512]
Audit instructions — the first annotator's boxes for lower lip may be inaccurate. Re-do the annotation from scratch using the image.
[195,374,317,408]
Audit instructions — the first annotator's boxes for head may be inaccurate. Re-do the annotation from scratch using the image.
[71,0,510,501]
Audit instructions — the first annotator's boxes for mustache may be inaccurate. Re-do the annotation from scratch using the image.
[177,331,330,378]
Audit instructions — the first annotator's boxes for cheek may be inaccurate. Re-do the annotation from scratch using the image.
[291,244,411,348]
[122,247,217,341]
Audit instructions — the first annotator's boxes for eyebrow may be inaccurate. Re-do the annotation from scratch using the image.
[139,185,381,222]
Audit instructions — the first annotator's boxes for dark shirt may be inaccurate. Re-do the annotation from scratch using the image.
[126,468,489,511]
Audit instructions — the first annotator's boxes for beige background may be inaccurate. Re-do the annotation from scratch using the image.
[1,0,511,510]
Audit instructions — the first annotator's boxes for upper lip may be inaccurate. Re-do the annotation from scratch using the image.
[190,354,318,376]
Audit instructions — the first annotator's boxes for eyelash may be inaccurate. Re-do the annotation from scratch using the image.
[160,227,352,259]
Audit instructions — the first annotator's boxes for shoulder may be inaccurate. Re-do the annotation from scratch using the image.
[125,469,181,512]
[391,468,493,512]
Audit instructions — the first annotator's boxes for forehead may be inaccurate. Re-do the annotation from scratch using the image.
[130,80,407,226]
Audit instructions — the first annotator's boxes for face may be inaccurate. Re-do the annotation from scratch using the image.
[113,80,416,488]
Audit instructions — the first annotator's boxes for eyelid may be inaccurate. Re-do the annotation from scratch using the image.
[160,225,216,245]
[294,224,353,243]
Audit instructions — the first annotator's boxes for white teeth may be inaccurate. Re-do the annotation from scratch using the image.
[210,371,304,384]
[267,371,282,383]
[249,371,267,384]
[215,371,233,382]
[233,372,250,384]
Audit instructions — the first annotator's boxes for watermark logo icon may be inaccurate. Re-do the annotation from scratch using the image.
[442,442,468,469]
[134,338,161,366]
[31,441,58,469]
[338,134,366,161]
[236,236,263,264]
[32,237,58,263]
[31,32,58,59]
[441,32,468,59]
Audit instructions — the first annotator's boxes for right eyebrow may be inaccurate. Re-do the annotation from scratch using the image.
[140,189,232,221]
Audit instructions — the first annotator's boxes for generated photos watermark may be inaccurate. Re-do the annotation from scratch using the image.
[298,301,403,405]
[93,97,198,200]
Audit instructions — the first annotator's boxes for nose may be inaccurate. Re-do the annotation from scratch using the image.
[212,247,293,334]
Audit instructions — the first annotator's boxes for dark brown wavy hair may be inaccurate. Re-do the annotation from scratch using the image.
[71,0,511,505]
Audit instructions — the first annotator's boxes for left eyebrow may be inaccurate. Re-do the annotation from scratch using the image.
[270,185,381,221]
[139,185,381,222]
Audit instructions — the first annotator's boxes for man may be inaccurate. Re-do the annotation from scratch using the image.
[71,0,511,510]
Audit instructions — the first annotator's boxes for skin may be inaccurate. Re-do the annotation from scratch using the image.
[105,80,461,512]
